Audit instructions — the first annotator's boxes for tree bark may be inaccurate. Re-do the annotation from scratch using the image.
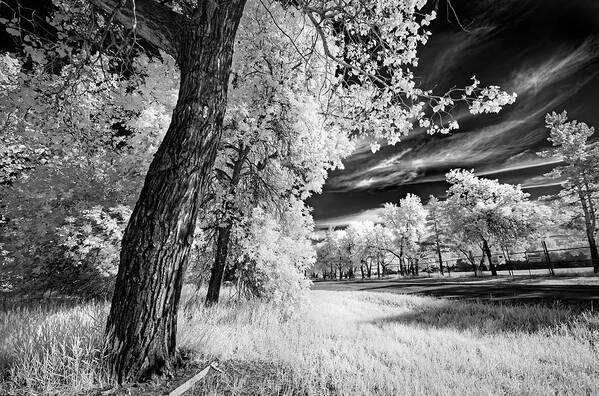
[103,0,247,383]
[482,239,497,276]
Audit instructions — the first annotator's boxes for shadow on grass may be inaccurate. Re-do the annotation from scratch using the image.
[315,275,599,308]
[373,282,599,308]
[366,298,599,334]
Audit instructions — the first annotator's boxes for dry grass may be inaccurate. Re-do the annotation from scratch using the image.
[0,301,109,395]
[1,290,599,395]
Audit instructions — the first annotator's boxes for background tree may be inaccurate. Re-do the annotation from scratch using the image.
[382,193,427,276]
[315,228,338,280]
[342,221,377,278]
[201,3,352,304]
[541,111,599,272]
[444,169,536,276]
[425,195,448,275]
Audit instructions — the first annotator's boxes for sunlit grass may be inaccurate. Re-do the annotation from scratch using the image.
[1,288,599,395]
[185,291,599,395]
[0,301,109,395]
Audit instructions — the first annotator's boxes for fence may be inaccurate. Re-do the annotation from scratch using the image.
[311,244,596,280]
[409,245,595,275]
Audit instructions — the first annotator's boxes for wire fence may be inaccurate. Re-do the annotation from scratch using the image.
[311,243,597,280]
[403,245,595,275]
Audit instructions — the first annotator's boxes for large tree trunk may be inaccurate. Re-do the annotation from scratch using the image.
[482,239,497,276]
[103,0,247,383]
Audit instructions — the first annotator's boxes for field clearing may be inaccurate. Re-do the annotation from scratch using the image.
[313,272,599,307]
[2,285,599,395]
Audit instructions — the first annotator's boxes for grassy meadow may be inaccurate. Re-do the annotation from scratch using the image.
[1,287,599,395]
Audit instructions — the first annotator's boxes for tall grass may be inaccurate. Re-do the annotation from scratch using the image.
[2,290,599,395]
[184,291,599,395]
[0,301,108,394]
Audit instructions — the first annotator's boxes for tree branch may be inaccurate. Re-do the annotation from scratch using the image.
[89,0,188,59]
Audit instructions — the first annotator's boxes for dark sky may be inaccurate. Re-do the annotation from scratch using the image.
[308,0,599,228]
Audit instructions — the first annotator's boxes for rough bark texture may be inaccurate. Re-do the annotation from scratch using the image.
[103,0,247,383]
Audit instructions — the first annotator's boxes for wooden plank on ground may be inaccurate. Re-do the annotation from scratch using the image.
[168,362,218,396]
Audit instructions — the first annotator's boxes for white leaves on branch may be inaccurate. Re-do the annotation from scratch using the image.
[300,1,517,151]
[444,169,539,249]
[236,200,314,309]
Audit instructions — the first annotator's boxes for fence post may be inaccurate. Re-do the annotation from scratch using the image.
[541,240,555,276]
[524,253,532,276]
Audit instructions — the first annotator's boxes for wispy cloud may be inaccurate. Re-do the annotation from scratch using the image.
[327,73,592,193]
[510,39,599,95]
[315,208,383,229]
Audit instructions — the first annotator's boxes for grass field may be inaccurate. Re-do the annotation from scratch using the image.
[2,284,599,395]
[313,272,599,307]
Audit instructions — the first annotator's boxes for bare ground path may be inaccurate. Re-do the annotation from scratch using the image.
[312,271,599,307]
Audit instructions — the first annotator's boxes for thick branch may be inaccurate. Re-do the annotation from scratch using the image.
[89,0,188,59]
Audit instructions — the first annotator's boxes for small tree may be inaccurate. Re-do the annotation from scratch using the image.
[426,195,449,275]
[382,194,427,276]
[235,200,314,308]
[444,169,536,276]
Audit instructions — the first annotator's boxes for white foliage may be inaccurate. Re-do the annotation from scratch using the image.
[237,200,314,307]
